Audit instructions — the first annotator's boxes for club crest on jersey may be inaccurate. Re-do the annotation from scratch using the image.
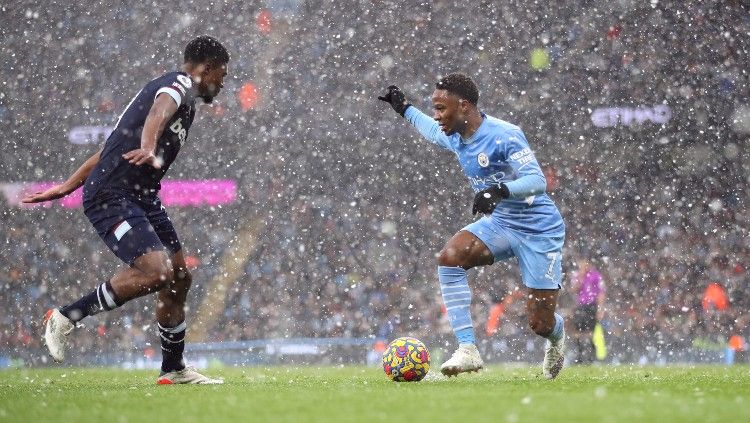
[477,153,490,167]
[177,74,193,89]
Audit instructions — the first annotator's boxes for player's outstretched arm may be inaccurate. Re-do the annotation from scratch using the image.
[378,85,453,150]
[122,93,179,169]
[21,147,103,203]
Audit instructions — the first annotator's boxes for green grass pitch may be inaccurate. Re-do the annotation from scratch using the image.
[1,365,749,422]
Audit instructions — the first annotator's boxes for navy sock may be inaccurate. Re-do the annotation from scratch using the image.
[159,321,186,373]
[60,281,121,323]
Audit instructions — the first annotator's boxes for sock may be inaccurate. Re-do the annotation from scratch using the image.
[59,281,121,323]
[438,266,476,345]
[159,321,186,373]
[545,313,564,343]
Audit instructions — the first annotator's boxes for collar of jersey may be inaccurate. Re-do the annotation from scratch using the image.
[459,112,487,145]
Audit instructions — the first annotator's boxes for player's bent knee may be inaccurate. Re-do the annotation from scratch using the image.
[437,247,468,268]
[153,270,175,291]
[144,262,175,292]
[135,251,175,289]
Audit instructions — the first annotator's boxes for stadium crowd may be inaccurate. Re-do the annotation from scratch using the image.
[1,0,749,365]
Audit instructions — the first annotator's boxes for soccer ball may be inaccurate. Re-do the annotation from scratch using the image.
[382,337,430,382]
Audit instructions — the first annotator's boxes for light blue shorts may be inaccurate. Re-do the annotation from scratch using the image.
[463,217,565,290]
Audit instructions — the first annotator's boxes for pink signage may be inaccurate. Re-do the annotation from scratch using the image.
[4,180,237,208]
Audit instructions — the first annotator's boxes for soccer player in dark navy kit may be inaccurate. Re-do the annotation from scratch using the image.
[380,74,566,379]
[23,36,229,384]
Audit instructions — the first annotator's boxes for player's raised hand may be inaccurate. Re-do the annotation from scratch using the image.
[378,85,411,116]
[21,184,70,204]
[472,184,510,215]
[122,148,163,169]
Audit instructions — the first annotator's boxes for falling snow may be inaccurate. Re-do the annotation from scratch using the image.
[0,0,749,368]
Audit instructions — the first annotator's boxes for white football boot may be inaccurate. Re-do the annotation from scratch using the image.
[440,343,484,377]
[157,367,224,385]
[42,308,75,363]
[543,327,565,380]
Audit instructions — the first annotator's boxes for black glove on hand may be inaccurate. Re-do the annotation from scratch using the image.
[378,85,411,116]
[472,184,510,215]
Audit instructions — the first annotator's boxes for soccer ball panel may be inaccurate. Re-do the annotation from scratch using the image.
[382,337,430,382]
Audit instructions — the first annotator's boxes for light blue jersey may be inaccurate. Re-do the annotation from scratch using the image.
[405,106,564,236]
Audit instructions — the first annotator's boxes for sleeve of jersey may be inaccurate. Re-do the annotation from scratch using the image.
[404,106,454,151]
[503,130,547,199]
[154,77,190,107]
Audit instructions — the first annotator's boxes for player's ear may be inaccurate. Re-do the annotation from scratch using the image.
[194,62,210,76]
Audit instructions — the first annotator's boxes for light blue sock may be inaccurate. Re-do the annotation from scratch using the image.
[438,266,475,345]
[546,313,564,342]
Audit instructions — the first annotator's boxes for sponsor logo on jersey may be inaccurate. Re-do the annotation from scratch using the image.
[509,147,534,165]
[477,153,490,167]
[169,118,187,143]
[468,171,507,187]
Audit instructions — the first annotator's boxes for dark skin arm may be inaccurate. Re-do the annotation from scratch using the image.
[121,92,179,168]
[21,148,103,203]
[22,93,178,203]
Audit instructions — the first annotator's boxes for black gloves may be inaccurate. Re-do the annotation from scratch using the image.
[378,85,411,116]
[472,184,510,215]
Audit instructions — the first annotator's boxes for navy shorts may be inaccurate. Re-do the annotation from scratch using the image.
[83,193,181,266]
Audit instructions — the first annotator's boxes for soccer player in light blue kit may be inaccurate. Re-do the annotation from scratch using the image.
[379,73,566,379]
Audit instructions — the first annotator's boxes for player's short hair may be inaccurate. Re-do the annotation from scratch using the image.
[435,73,479,105]
[184,35,230,65]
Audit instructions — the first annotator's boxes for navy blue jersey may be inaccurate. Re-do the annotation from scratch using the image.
[83,71,196,201]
